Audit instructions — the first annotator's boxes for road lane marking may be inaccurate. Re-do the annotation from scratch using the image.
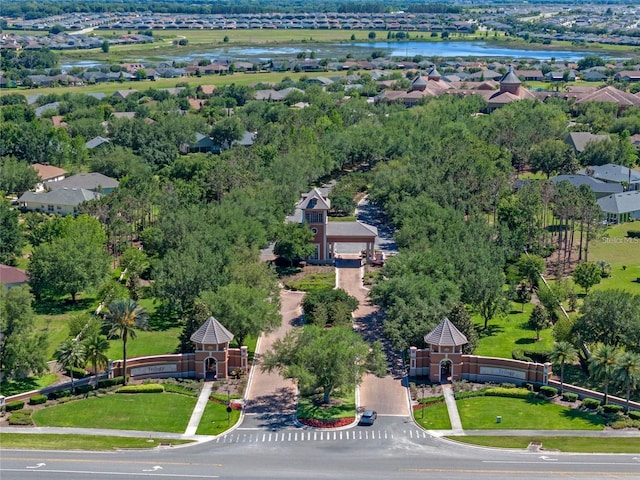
[3,469,219,478]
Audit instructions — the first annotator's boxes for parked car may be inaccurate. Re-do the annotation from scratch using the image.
[359,409,377,426]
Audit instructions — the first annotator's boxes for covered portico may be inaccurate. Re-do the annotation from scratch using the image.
[326,221,378,263]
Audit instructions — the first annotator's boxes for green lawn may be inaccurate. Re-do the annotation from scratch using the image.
[33,393,196,433]
[449,436,640,453]
[0,374,58,397]
[0,433,192,450]
[297,390,356,420]
[457,396,605,430]
[414,402,452,430]
[283,272,335,292]
[588,222,640,294]
[474,301,554,359]
[195,401,241,435]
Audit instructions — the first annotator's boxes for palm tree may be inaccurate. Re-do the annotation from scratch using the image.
[589,344,618,406]
[84,333,110,387]
[104,299,148,385]
[614,352,640,413]
[55,339,87,392]
[549,341,578,394]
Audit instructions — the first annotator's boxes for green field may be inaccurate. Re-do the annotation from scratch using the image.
[457,396,605,430]
[449,435,640,453]
[0,433,192,450]
[0,374,58,397]
[414,402,452,430]
[196,402,241,435]
[588,222,640,294]
[473,301,554,359]
[33,393,196,432]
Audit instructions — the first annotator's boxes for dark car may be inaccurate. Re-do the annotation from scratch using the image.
[359,409,377,426]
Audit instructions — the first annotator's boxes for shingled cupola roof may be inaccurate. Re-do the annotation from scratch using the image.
[500,65,521,85]
[424,317,468,347]
[427,65,441,80]
[411,73,428,91]
[190,316,234,345]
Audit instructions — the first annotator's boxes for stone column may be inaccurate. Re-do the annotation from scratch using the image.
[240,346,248,372]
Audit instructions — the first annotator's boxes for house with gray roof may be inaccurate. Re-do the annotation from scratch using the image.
[597,190,640,223]
[85,136,110,149]
[551,174,623,199]
[578,163,640,191]
[48,172,119,194]
[567,132,610,153]
[18,188,101,215]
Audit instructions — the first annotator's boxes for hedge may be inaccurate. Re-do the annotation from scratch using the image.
[582,398,600,410]
[98,376,125,388]
[8,410,33,425]
[29,394,48,405]
[454,390,487,400]
[66,366,89,379]
[603,404,623,414]
[116,384,164,394]
[161,383,198,397]
[74,384,94,394]
[485,387,533,399]
[418,395,446,404]
[629,411,640,420]
[627,231,640,239]
[539,386,558,398]
[562,392,578,402]
[6,400,25,411]
[48,389,71,400]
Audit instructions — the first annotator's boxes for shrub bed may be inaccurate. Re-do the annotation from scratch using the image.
[161,383,199,397]
[48,390,71,400]
[6,400,25,411]
[116,384,164,394]
[75,384,94,395]
[298,417,354,428]
[603,404,623,414]
[29,394,48,406]
[97,376,125,388]
[418,395,446,405]
[562,392,579,402]
[629,411,640,420]
[454,390,487,400]
[485,387,533,399]
[66,367,89,379]
[539,386,558,398]
[582,398,600,410]
[8,409,33,425]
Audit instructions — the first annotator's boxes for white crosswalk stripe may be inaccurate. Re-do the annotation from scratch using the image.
[214,429,434,445]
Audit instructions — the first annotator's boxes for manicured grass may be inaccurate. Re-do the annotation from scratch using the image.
[414,402,452,430]
[283,272,335,292]
[448,435,640,453]
[195,401,241,435]
[0,433,192,450]
[473,301,554,359]
[105,327,182,360]
[297,390,356,420]
[33,393,196,433]
[0,374,58,397]
[457,397,605,430]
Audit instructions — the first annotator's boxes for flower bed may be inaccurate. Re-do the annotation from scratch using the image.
[298,417,355,428]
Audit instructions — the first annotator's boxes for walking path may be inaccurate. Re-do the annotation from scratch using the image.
[0,425,214,442]
[441,384,463,433]
[184,381,214,436]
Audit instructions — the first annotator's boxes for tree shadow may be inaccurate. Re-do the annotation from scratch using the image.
[559,407,606,427]
[33,297,95,316]
[515,338,536,345]
[478,324,504,339]
[147,309,177,331]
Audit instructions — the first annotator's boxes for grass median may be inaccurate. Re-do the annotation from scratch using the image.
[0,433,192,450]
[447,435,640,453]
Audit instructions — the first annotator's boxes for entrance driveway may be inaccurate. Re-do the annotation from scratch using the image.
[336,257,409,416]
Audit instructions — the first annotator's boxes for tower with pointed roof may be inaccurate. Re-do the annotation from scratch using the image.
[499,65,521,96]
[427,65,441,81]
[422,317,467,383]
[298,188,330,261]
[411,73,428,92]
[191,316,246,380]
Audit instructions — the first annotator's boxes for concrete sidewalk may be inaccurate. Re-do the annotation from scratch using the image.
[184,381,214,436]
[441,384,463,433]
[429,429,640,437]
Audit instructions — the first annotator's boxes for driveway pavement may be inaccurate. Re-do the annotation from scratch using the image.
[336,257,409,416]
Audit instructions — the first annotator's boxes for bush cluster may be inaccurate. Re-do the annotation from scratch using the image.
[610,417,640,429]
[8,409,33,425]
[29,394,48,405]
[116,384,164,394]
[6,400,25,411]
[602,404,623,414]
[418,395,446,405]
[486,387,533,399]
[539,386,558,398]
[562,392,578,402]
[454,390,487,400]
[48,389,71,400]
[298,417,354,428]
[75,384,94,394]
[161,383,198,397]
[98,376,125,388]
[629,411,640,421]
[66,367,89,379]
[582,398,601,410]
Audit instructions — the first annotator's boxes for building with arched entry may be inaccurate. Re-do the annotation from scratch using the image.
[409,318,552,386]
[190,316,248,380]
[292,188,378,264]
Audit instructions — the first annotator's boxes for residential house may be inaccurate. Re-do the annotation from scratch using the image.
[615,70,640,82]
[18,188,101,215]
[181,132,217,154]
[582,71,608,82]
[597,191,640,223]
[574,85,640,108]
[0,264,29,289]
[32,163,66,192]
[579,163,640,191]
[48,172,120,194]
[254,87,304,101]
[515,69,544,81]
[112,89,139,100]
[551,174,623,199]
[566,132,610,154]
[86,136,110,150]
